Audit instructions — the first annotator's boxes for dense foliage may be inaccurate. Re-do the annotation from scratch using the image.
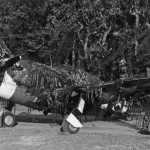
[1,0,150,81]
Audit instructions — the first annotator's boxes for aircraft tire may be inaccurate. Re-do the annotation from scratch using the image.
[60,126,64,132]
[61,115,80,134]
[3,111,16,127]
[126,115,133,121]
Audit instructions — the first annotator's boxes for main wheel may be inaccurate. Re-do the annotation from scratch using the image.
[3,112,16,127]
[61,115,80,134]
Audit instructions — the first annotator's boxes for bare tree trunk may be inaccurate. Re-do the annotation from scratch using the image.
[127,48,133,77]
[102,26,111,46]
[110,62,114,81]
[134,6,139,55]
[84,34,89,60]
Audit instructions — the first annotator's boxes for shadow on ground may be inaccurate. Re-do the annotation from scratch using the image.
[15,112,139,132]
[16,113,63,125]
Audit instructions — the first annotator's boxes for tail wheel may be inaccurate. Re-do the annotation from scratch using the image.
[61,115,80,134]
[3,112,16,127]
[126,115,133,121]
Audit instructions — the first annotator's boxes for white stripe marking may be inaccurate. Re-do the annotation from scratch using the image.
[78,98,85,113]
[0,71,17,99]
[66,113,82,128]
[101,104,108,110]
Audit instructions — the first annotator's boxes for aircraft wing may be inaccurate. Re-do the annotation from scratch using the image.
[98,77,150,103]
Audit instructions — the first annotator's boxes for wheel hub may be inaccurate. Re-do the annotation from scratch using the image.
[68,123,78,131]
[4,115,13,126]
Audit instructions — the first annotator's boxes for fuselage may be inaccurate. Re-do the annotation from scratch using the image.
[0,59,99,114]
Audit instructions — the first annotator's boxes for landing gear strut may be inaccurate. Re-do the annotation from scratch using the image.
[60,91,85,134]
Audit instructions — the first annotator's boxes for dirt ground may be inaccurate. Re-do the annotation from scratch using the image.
[0,105,150,150]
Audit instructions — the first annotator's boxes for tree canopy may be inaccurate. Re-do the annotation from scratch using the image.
[0,0,150,81]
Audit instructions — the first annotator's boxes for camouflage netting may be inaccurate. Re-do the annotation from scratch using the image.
[112,77,150,134]
[6,59,100,113]
[129,95,150,134]
[8,60,99,92]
